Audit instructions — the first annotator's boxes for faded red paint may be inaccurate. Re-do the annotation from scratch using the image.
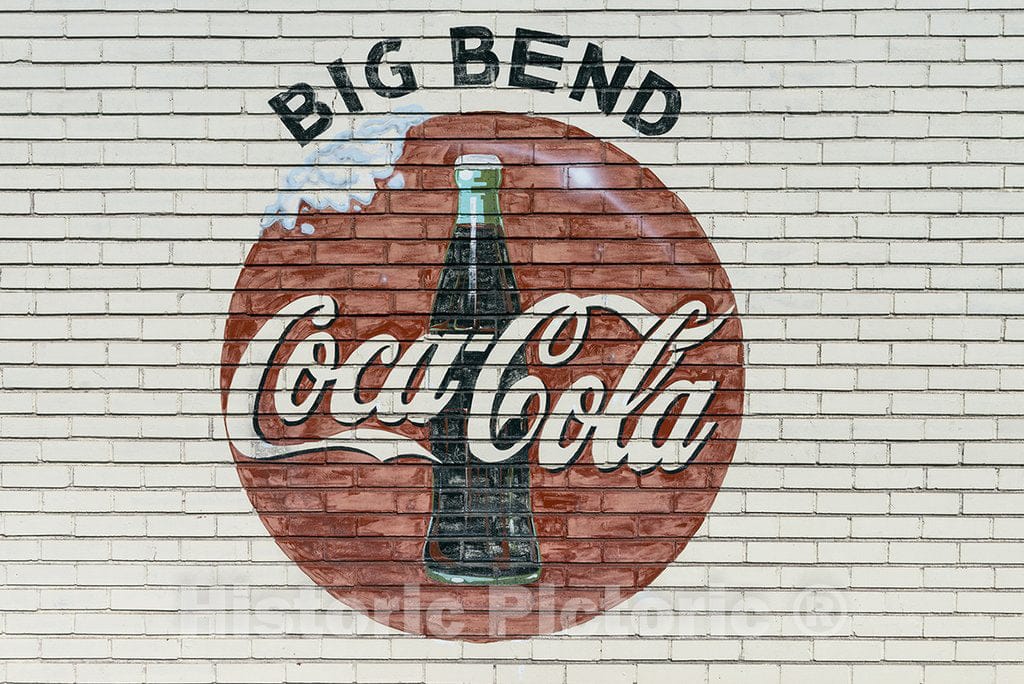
[220,113,744,641]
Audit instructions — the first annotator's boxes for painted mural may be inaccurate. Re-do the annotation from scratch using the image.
[220,112,744,640]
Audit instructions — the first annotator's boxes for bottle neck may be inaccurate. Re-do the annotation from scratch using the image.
[456,188,502,228]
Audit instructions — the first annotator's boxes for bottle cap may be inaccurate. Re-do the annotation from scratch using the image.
[455,154,502,190]
[455,154,502,168]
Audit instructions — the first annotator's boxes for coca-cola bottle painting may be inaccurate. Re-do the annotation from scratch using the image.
[423,154,542,585]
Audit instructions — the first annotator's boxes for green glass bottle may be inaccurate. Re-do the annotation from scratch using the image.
[423,154,542,585]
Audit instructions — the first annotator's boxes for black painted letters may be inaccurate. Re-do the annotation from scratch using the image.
[270,27,683,145]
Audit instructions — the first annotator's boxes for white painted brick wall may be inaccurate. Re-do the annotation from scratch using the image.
[1,1,1023,682]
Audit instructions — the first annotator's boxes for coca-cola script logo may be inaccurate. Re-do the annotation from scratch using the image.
[220,113,744,640]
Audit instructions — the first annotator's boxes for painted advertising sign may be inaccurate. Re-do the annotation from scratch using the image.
[221,73,743,639]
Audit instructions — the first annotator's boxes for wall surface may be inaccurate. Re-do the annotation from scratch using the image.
[1,1,1023,682]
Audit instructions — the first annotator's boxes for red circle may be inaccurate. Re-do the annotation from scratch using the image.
[220,113,744,640]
